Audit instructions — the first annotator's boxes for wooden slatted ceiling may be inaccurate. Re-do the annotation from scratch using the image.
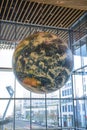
[1,0,86,43]
[1,0,86,27]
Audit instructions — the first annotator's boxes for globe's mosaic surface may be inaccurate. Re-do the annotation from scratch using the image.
[12,32,73,93]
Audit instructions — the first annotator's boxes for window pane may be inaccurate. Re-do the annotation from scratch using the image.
[0,49,14,68]
[0,71,14,98]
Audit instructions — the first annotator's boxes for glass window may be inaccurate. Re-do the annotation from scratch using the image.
[62,91,64,96]
[82,104,85,111]
[0,71,14,98]
[69,88,72,95]
[68,105,70,112]
[62,106,65,112]
[83,84,86,92]
[0,16,87,130]
[0,49,14,68]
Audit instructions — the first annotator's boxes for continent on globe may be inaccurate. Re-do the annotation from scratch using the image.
[12,31,73,93]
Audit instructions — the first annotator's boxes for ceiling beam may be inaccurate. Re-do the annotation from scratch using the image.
[30,0,87,10]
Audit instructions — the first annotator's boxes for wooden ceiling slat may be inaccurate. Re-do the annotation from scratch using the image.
[78,24,86,32]
[73,24,87,41]
[56,9,79,27]
[29,3,40,23]
[7,25,19,41]
[2,0,9,19]
[60,35,67,41]
[1,0,4,13]
[17,0,28,22]
[30,0,87,10]
[55,9,75,27]
[62,32,68,40]
[13,26,21,40]
[21,1,31,22]
[18,27,28,40]
[19,27,30,40]
[16,26,24,40]
[10,0,18,21]
[58,30,68,39]
[5,25,13,40]
[36,5,52,24]
[29,28,37,35]
[24,2,36,23]
[43,6,56,25]
[35,5,48,24]
[17,26,30,40]
[54,8,72,27]
[31,4,43,24]
[6,0,13,20]
[1,24,6,40]
[32,4,44,24]
[64,11,85,27]
[50,7,69,26]
[46,7,63,26]
[64,12,81,28]
[48,30,57,34]
[44,6,59,25]
[2,25,10,39]
[22,27,30,38]
[13,0,23,21]
[8,25,15,40]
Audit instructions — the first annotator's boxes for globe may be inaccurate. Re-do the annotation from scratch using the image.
[12,32,73,93]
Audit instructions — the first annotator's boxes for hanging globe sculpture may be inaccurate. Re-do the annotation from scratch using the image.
[12,32,73,93]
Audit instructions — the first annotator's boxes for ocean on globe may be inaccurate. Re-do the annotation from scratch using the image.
[12,32,73,94]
